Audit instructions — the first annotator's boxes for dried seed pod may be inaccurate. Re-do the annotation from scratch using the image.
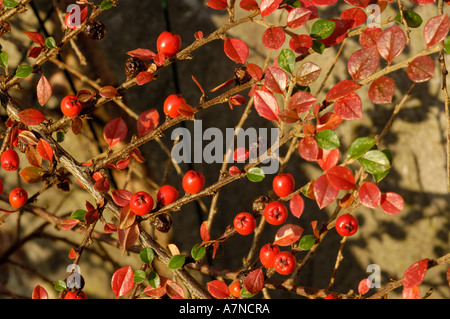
[84,19,106,40]
[233,66,252,85]
[252,195,270,213]
[125,57,147,79]
[153,213,172,233]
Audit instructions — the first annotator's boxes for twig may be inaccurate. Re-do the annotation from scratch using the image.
[396,0,411,46]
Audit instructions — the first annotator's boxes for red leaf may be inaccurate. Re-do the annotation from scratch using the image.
[117,221,140,249]
[376,25,406,64]
[316,112,343,131]
[325,80,361,101]
[279,109,300,123]
[229,94,247,110]
[318,19,348,47]
[37,138,53,162]
[274,223,304,246]
[380,192,404,215]
[446,266,450,288]
[233,147,249,162]
[23,31,45,46]
[264,66,287,94]
[289,34,312,55]
[200,221,211,242]
[368,76,395,104]
[347,46,380,81]
[262,27,286,50]
[246,62,263,81]
[358,278,371,295]
[18,109,46,126]
[359,27,382,48]
[243,268,265,294]
[254,89,280,123]
[194,31,204,40]
[297,0,318,19]
[358,182,381,208]
[402,286,421,299]
[298,136,319,161]
[99,86,119,98]
[341,8,367,29]
[28,46,42,58]
[289,194,305,218]
[127,48,156,60]
[111,266,134,298]
[119,204,136,230]
[407,56,435,83]
[94,176,110,193]
[412,0,435,3]
[177,104,194,117]
[343,0,370,7]
[153,52,165,66]
[325,166,356,190]
[310,0,337,5]
[104,222,118,233]
[143,276,168,298]
[32,285,48,299]
[334,92,362,120]
[423,14,449,48]
[286,7,311,29]
[166,279,185,299]
[103,118,128,147]
[317,148,340,171]
[61,218,79,230]
[313,174,339,209]
[111,189,133,207]
[288,91,316,114]
[260,0,282,18]
[137,109,159,136]
[402,259,429,288]
[36,74,52,106]
[224,38,249,64]
[207,280,230,299]
[68,248,77,259]
[207,0,228,10]
[240,0,259,11]
[296,62,322,86]
[136,71,154,85]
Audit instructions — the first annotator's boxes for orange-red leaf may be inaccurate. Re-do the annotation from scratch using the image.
[37,138,53,162]
[111,266,134,298]
[103,117,128,147]
[207,280,230,299]
[37,74,52,106]
[18,109,46,126]
[32,285,49,299]
[402,258,429,289]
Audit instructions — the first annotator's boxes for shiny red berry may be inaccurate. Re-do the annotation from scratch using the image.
[60,95,82,117]
[163,94,186,118]
[129,191,154,216]
[64,290,88,299]
[272,173,295,198]
[182,170,205,194]
[233,212,256,235]
[259,243,280,268]
[335,214,358,237]
[263,201,288,225]
[157,185,179,206]
[274,251,296,275]
[1,149,20,171]
[156,31,181,58]
[229,281,241,298]
[9,187,28,208]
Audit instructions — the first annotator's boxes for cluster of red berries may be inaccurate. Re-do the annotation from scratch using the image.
[1,148,28,209]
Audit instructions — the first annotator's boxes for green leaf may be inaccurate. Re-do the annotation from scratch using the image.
[139,247,154,264]
[311,40,325,54]
[316,129,340,150]
[0,51,8,69]
[56,131,65,142]
[70,209,87,221]
[347,137,377,159]
[3,0,19,9]
[191,243,206,261]
[16,65,33,78]
[167,255,186,270]
[240,286,257,298]
[54,280,67,291]
[444,36,450,54]
[278,49,296,74]
[394,10,423,28]
[100,0,114,10]
[147,270,160,289]
[310,20,336,40]
[358,150,391,175]
[45,37,57,49]
[246,167,265,182]
[133,269,147,284]
[372,150,392,182]
[298,235,315,250]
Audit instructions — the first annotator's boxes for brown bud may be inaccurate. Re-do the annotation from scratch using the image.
[84,19,106,40]
[252,195,271,213]
[125,57,147,79]
[153,213,172,233]
[233,66,252,86]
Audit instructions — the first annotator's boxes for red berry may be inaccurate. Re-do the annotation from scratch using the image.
[163,94,186,118]
[229,281,241,298]
[60,95,82,117]
[64,5,88,29]
[129,191,154,216]
[263,201,288,225]
[335,213,358,237]
[64,290,88,299]
[157,185,179,206]
[1,149,20,171]
[324,294,337,299]
[272,173,295,198]
[274,251,296,275]
[233,212,256,235]
[259,243,280,268]
[9,187,28,208]
[156,31,181,58]
[182,170,205,194]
